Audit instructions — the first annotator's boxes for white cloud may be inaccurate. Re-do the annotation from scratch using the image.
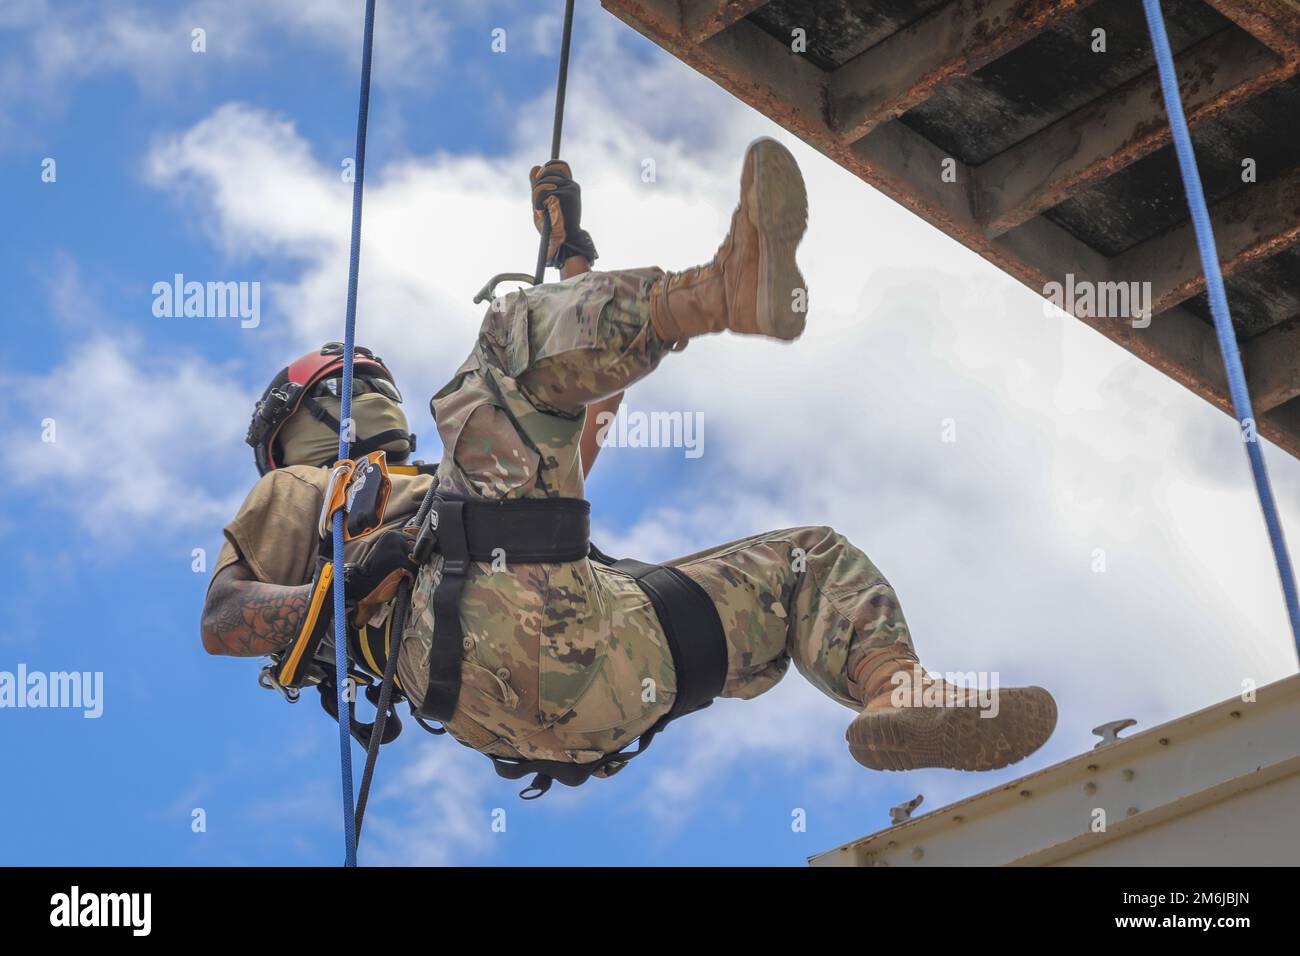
[3,0,456,90]
[0,0,478,144]
[0,331,249,539]
[147,104,349,262]
[361,739,498,866]
[0,256,249,540]
[135,23,766,422]
[641,680,851,821]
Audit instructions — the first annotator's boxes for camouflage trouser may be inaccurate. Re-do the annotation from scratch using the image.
[398,270,915,769]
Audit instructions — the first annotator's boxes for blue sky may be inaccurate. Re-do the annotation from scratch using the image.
[3,0,1299,867]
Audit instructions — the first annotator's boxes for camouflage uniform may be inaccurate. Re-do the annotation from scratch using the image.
[398,269,915,769]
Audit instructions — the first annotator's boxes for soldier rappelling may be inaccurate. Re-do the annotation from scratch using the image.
[201,139,1058,800]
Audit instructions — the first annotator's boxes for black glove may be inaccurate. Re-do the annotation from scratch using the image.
[531,160,599,268]
[343,529,418,624]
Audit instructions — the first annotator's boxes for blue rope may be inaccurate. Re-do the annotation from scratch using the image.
[1142,0,1300,657]
[333,0,378,868]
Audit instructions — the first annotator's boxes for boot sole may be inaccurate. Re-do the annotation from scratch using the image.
[845,686,1058,772]
[744,138,808,341]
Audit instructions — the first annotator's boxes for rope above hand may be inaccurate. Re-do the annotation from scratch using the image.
[326,0,577,866]
[1142,0,1300,657]
[331,0,378,868]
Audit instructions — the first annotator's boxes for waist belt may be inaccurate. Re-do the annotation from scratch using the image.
[414,491,729,797]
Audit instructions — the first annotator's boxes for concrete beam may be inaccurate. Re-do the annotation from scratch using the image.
[1205,0,1300,59]
[1113,165,1300,315]
[829,0,1097,143]
[853,123,1236,415]
[977,30,1289,238]
[849,120,981,238]
[1246,316,1300,412]
[681,0,769,43]
[601,0,681,42]
[1262,393,1300,458]
[1110,305,1231,413]
[601,0,836,145]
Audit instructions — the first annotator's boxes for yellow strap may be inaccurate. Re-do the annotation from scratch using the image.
[357,623,382,676]
[279,562,334,685]
[357,613,404,692]
[382,612,404,692]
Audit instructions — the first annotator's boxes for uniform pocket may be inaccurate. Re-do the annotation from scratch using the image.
[452,404,542,498]
[453,658,521,730]
[431,359,542,498]
[485,273,616,379]
[430,351,487,457]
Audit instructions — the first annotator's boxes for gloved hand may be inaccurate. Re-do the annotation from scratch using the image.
[531,160,599,268]
[344,528,419,626]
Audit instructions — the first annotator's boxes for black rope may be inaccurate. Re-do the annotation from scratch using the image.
[353,481,439,843]
[353,2,578,846]
[533,0,577,285]
[353,583,409,839]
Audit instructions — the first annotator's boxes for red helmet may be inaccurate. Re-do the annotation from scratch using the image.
[245,342,414,475]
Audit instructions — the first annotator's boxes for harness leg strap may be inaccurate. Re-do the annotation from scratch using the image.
[610,559,729,718]
[484,552,729,798]
[419,499,469,721]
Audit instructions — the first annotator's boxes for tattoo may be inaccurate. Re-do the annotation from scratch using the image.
[201,565,312,657]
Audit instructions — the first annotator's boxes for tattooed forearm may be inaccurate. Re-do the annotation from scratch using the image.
[201,564,312,657]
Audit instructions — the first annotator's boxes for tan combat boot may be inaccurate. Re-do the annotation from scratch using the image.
[649,137,808,346]
[845,648,1058,772]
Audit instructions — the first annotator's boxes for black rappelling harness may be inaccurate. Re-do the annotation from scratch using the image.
[262,459,730,806]
[357,0,727,804]
[413,492,730,799]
